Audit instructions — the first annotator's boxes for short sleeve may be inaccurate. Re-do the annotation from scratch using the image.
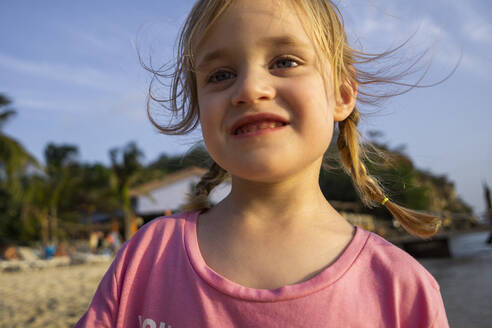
[74,258,120,328]
[431,290,449,328]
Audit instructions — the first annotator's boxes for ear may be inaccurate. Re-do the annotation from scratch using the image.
[333,78,357,122]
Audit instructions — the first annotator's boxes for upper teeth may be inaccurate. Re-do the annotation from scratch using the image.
[235,121,285,135]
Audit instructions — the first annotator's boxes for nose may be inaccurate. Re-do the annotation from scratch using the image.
[231,67,276,106]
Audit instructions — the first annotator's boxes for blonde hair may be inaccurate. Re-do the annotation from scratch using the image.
[145,0,442,238]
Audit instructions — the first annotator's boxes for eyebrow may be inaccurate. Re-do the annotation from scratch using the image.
[196,35,310,70]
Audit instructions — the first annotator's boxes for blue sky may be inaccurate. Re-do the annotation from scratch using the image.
[1,0,491,216]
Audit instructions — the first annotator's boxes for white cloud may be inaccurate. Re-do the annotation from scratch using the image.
[465,22,492,44]
[445,1,492,45]
[348,3,491,79]
[6,82,147,118]
[16,98,87,113]
[0,52,124,92]
[62,21,136,55]
[460,53,490,78]
[74,30,125,53]
[108,89,148,122]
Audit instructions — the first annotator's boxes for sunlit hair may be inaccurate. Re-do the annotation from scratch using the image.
[144,0,443,238]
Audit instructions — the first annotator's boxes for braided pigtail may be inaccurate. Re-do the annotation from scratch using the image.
[181,162,228,212]
[337,109,441,238]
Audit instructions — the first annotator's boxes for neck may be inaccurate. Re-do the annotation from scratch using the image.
[207,160,345,234]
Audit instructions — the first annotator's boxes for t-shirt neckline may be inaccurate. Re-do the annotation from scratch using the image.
[184,210,369,302]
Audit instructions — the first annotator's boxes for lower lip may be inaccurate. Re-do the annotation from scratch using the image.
[232,124,288,139]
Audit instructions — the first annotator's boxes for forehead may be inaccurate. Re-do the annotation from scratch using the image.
[195,0,315,66]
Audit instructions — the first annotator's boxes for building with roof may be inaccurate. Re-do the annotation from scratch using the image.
[130,167,231,221]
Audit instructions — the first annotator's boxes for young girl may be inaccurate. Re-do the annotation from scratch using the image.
[77,0,449,326]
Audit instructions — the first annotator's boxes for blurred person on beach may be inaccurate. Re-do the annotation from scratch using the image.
[89,231,103,254]
[104,231,122,255]
[76,0,449,326]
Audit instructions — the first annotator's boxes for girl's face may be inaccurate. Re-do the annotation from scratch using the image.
[195,0,354,183]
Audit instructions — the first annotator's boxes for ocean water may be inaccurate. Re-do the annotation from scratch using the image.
[419,232,492,328]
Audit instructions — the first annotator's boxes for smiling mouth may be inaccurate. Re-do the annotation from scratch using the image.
[233,120,288,136]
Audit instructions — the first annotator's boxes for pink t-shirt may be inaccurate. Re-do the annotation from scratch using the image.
[76,211,448,327]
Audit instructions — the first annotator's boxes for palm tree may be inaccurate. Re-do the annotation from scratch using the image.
[21,175,51,244]
[110,142,143,240]
[0,95,38,195]
[44,143,78,244]
[0,94,39,243]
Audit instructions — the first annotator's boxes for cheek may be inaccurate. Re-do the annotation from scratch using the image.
[288,79,335,153]
[289,78,334,129]
[197,96,224,159]
[198,96,217,132]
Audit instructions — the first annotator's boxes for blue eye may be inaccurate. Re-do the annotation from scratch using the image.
[208,70,235,83]
[272,57,299,69]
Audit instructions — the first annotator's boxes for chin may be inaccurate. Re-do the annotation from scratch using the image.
[226,159,302,184]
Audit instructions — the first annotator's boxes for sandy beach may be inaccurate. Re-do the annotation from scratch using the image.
[1,232,491,327]
[0,262,110,328]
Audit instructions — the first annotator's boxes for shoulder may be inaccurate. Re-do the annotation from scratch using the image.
[352,228,448,327]
[114,211,197,270]
[130,211,192,242]
[361,229,440,292]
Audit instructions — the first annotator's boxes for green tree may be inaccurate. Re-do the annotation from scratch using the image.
[148,144,211,173]
[20,175,51,244]
[66,163,119,217]
[44,143,79,244]
[134,144,212,187]
[318,133,472,224]
[0,95,38,198]
[0,94,39,243]
[110,142,144,240]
